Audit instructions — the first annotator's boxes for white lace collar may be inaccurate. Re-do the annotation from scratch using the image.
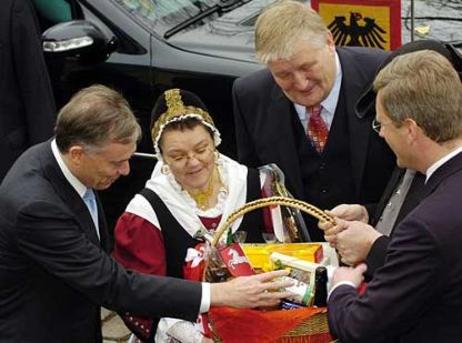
[126,154,248,241]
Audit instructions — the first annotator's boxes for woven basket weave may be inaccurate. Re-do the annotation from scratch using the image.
[204,196,336,343]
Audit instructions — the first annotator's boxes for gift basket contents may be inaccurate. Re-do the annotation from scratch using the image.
[202,196,337,343]
[242,243,324,272]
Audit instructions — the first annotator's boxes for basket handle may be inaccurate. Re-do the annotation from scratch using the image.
[211,196,335,247]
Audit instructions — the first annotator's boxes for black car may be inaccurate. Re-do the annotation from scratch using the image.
[38,0,274,229]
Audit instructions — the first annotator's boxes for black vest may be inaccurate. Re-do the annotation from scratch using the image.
[139,167,264,279]
[292,94,356,241]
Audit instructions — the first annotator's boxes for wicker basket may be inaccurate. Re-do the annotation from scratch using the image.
[204,196,336,343]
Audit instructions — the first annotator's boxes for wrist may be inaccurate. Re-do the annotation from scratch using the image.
[368,230,382,248]
[210,282,227,307]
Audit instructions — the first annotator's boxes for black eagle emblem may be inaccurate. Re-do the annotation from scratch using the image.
[328,12,387,49]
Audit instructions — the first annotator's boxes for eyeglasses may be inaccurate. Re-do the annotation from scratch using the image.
[165,145,214,167]
[372,118,394,133]
[372,119,382,133]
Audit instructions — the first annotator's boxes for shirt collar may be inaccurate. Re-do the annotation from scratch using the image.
[320,51,342,115]
[425,146,462,183]
[51,139,88,198]
[294,51,343,119]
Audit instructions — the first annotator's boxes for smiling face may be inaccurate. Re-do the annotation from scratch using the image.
[160,124,215,192]
[268,37,337,108]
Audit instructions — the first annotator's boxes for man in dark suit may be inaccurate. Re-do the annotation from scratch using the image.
[0,85,291,342]
[0,0,56,182]
[320,40,462,274]
[328,50,462,342]
[233,1,395,241]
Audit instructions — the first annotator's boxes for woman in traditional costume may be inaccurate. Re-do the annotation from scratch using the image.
[113,89,289,342]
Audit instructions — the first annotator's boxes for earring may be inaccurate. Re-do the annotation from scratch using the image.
[161,164,170,175]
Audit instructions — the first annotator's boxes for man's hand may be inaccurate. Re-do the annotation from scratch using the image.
[318,204,369,247]
[210,270,293,308]
[332,263,367,288]
[328,204,369,223]
[320,221,347,248]
[335,220,382,266]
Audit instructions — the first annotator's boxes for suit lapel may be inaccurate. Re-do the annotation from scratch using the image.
[394,171,426,229]
[264,86,306,199]
[41,143,103,246]
[421,151,462,199]
[338,49,375,196]
[95,192,110,251]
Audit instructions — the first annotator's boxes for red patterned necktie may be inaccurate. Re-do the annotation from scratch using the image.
[307,105,328,153]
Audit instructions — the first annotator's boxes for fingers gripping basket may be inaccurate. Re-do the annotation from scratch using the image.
[204,196,336,343]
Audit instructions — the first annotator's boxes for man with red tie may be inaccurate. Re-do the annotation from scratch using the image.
[233,1,395,241]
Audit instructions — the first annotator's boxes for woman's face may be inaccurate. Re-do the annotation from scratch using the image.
[160,124,215,192]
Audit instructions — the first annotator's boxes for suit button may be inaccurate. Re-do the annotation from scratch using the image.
[319,162,326,170]
[321,189,328,194]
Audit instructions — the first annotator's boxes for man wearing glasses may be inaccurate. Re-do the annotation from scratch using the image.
[320,39,462,276]
[328,48,462,343]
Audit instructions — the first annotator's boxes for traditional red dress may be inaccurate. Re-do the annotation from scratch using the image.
[113,155,283,342]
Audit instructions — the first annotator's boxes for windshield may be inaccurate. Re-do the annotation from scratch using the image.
[113,0,236,36]
[113,0,461,46]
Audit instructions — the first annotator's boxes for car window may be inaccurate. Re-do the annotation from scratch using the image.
[114,0,224,36]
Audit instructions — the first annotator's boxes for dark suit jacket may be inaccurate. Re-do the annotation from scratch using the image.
[0,141,202,342]
[233,47,395,239]
[365,168,426,277]
[328,152,462,343]
[0,0,56,182]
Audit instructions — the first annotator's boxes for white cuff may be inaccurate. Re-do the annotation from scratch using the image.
[200,282,211,313]
[327,281,356,301]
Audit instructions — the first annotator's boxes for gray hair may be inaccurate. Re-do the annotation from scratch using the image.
[55,85,142,153]
[255,0,329,64]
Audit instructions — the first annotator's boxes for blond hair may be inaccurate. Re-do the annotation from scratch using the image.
[55,85,141,152]
[374,50,462,142]
[255,0,329,64]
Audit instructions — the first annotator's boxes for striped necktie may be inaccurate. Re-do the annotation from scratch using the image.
[307,105,329,153]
